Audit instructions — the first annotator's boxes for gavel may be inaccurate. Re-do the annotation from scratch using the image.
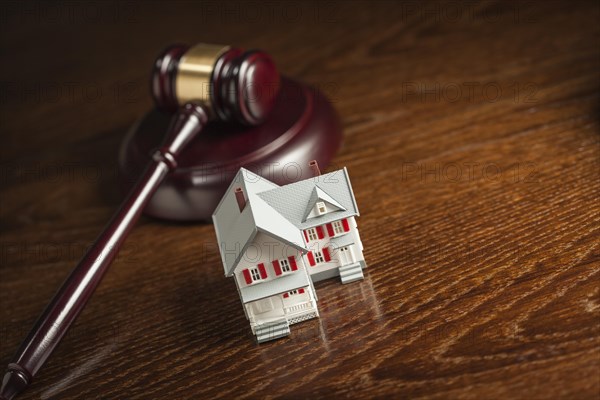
[0,43,280,400]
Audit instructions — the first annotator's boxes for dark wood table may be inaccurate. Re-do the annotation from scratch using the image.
[1,1,598,399]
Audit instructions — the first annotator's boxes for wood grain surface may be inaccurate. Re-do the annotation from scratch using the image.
[1,1,599,399]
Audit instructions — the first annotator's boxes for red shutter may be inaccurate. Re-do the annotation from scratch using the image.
[288,256,297,271]
[242,269,252,284]
[303,230,309,242]
[283,293,289,298]
[316,226,324,239]
[326,223,334,237]
[272,260,282,276]
[323,247,331,262]
[258,263,267,279]
[307,252,316,266]
[342,218,350,232]
[299,288,305,294]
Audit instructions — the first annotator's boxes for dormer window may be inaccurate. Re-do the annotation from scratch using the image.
[316,201,327,215]
[302,188,346,222]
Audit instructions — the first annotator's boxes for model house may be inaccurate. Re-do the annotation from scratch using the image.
[212,164,366,343]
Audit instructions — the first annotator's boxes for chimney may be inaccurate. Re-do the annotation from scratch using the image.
[309,160,321,177]
[235,187,246,212]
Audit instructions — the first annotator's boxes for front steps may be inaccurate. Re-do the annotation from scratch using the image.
[339,262,364,284]
[255,319,290,343]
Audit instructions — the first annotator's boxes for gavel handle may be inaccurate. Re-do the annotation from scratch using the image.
[0,103,208,400]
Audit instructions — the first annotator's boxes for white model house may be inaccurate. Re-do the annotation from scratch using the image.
[212,165,366,343]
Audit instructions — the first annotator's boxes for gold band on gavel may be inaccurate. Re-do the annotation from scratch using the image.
[175,43,230,107]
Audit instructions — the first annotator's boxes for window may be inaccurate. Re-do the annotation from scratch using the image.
[280,258,291,273]
[250,268,261,281]
[283,288,306,298]
[243,264,267,284]
[316,201,327,215]
[307,228,318,241]
[274,257,297,275]
[314,251,325,264]
[333,220,345,235]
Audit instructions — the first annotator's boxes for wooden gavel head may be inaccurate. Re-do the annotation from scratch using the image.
[151,43,280,125]
[123,44,343,222]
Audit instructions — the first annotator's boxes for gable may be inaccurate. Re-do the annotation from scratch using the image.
[233,231,310,303]
[232,231,301,275]
[302,186,346,222]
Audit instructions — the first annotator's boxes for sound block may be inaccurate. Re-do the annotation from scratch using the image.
[119,77,343,222]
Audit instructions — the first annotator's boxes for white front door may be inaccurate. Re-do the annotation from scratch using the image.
[338,246,355,266]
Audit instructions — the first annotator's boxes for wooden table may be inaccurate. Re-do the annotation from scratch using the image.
[1,1,598,398]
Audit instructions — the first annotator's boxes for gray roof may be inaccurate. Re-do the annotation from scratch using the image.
[257,167,359,230]
[212,167,359,276]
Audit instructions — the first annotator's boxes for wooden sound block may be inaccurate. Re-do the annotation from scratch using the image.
[119,77,343,221]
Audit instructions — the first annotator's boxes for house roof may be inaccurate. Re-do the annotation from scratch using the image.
[257,167,359,230]
[212,167,359,276]
[212,169,307,277]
